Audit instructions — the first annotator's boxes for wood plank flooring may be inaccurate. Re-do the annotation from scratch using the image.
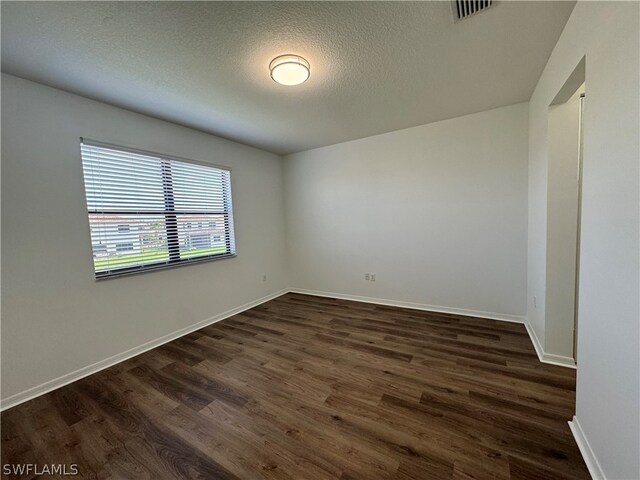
[1,293,590,479]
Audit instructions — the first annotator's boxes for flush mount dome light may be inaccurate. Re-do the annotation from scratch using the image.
[269,54,310,86]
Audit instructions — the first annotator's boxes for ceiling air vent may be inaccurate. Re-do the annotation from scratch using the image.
[453,0,493,21]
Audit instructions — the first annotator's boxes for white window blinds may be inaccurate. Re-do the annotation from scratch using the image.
[80,139,236,278]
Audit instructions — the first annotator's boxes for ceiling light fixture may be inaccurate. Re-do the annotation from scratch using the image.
[269,54,310,86]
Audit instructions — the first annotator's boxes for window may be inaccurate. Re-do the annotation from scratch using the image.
[80,139,236,278]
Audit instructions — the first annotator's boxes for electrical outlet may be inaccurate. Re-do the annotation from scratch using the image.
[370,273,376,282]
[262,275,267,282]
[364,273,370,281]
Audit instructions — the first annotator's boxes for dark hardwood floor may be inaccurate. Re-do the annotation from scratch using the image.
[1,293,590,479]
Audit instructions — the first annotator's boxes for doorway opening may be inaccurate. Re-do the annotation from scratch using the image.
[545,57,585,365]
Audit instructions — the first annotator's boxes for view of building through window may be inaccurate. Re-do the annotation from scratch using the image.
[80,140,236,278]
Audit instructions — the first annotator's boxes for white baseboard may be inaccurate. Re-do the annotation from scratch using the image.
[0,289,289,412]
[542,352,576,368]
[289,288,527,323]
[524,320,545,360]
[1,287,579,412]
[524,321,576,369]
[2,286,596,479]
[292,288,578,369]
[569,416,605,479]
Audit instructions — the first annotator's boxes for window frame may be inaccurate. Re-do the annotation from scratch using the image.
[80,138,237,280]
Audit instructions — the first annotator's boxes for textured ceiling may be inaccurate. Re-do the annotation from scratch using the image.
[1,1,575,155]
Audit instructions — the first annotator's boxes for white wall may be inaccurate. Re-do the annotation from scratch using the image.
[545,89,582,361]
[285,103,529,320]
[528,2,639,478]
[1,74,288,406]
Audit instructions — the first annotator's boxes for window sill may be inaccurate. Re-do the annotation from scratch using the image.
[94,252,237,281]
